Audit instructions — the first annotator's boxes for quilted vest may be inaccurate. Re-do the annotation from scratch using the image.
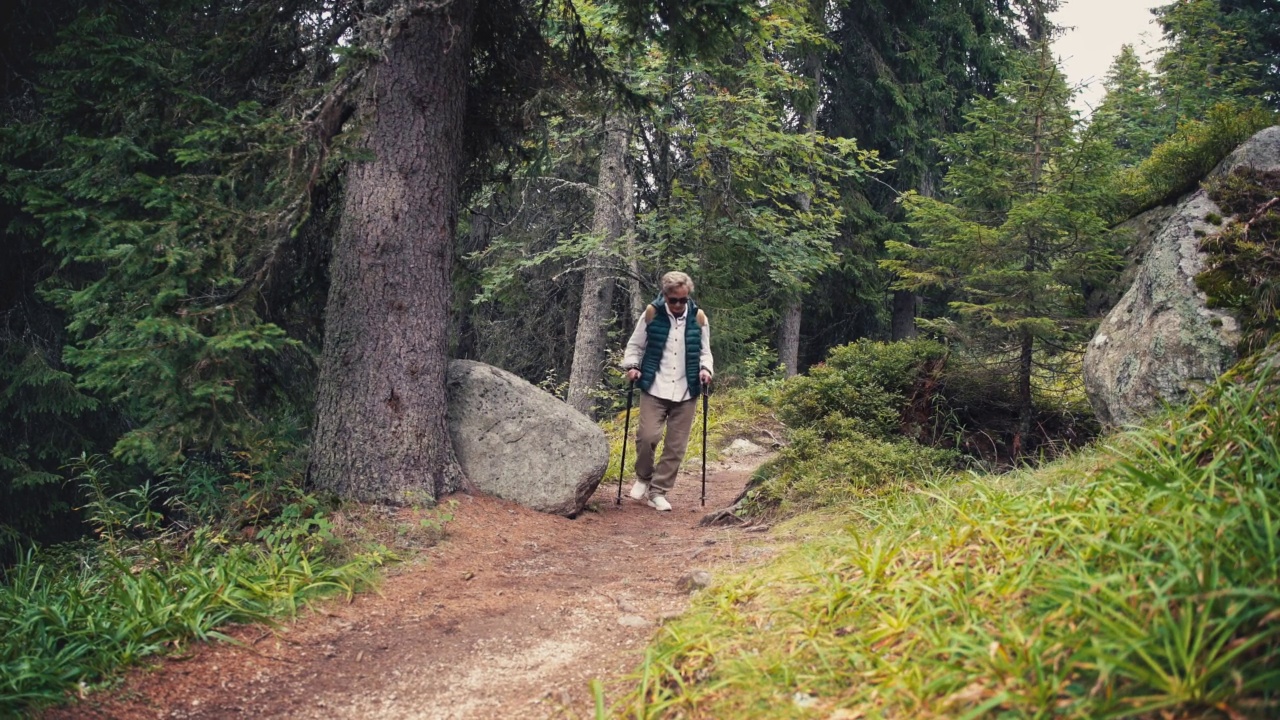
[639,297,704,398]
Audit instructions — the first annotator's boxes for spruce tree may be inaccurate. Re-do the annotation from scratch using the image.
[885,42,1119,456]
[1092,44,1172,167]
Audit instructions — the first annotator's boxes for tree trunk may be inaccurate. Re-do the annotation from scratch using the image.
[777,5,825,378]
[627,246,646,320]
[311,0,476,504]
[890,290,918,340]
[778,299,802,376]
[567,113,633,416]
[1016,328,1034,457]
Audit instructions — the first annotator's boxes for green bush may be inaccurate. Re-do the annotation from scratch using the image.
[1115,103,1275,217]
[775,339,947,439]
[743,428,958,516]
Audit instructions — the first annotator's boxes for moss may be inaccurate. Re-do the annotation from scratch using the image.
[1198,167,1280,353]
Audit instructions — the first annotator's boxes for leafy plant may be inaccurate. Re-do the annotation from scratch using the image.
[775,338,947,439]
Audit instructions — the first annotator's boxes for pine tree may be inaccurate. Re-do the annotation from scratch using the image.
[885,43,1119,456]
[1155,0,1272,120]
[809,0,1027,351]
[1092,44,1172,167]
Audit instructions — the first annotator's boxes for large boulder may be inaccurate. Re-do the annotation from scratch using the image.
[1084,126,1280,427]
[446,360,609,516]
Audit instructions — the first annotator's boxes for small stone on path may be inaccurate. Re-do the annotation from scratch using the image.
[677,570,712,592]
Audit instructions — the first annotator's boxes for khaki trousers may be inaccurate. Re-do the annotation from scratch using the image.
[634,392,697,496]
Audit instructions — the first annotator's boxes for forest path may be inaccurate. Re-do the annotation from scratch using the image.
[46,455,775,719]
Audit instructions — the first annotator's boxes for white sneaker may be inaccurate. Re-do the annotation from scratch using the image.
[647,495,672,512]
[629,481,649,501]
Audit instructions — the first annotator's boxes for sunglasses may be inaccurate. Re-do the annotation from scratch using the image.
[665,297,689,305]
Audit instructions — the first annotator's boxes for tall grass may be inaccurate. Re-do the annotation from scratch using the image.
[616,364,1280,718]
[0,474,385,715]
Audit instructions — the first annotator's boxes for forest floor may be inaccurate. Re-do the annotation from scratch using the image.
[43,453,775,719]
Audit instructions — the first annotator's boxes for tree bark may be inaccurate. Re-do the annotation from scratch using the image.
[311,0,476,504]
[778,300,802,376]
[567,113,633,416]
[890,290,918,340]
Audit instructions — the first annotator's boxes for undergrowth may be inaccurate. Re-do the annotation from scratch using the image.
[614,356,1280,718]
[0,463,389,715]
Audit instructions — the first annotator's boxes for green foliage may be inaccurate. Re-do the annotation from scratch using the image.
[1197,167,1280,354]
[887,43,1120,452]
[0,0,346,543]
[0,342,104,550]
[742,339,958,516]
[774,339,946,439]
[0,465,384,715]
[614,354,1280,718]
[742,429,956,516]
[8,9,310,471]
[802,0,1024,355]
[1155,0,1277,119]
[1114,103,1276,215]
[1092,44,1174,168]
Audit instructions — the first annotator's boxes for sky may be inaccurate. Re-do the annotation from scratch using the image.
[1051,0,1167,114]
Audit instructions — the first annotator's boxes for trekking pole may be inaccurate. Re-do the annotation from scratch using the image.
[616,381,636,505]
[701,381,710,507]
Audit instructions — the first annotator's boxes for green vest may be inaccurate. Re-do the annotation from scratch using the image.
[639,298,704,398]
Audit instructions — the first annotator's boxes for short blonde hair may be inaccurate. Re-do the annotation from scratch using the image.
[661,271,694,296]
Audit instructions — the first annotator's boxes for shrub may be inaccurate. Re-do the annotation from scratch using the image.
[775,339,947,440]
[742,428,958,516]
[1115,103,1275,217]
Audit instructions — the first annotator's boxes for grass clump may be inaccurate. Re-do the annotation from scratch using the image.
[617,358,1280,718]
[0,463,387,715]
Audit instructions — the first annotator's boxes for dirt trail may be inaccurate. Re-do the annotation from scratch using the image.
[46,455,775,719]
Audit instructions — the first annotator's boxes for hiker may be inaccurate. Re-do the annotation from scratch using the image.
[621,271,714,511]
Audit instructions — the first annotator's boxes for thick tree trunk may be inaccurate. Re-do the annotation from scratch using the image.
[778,299,802,376]
[311,1,476,504]
[890,290,918,340]
[567,113,632,416]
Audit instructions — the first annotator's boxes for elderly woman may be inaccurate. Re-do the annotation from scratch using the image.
[621,271,714,511]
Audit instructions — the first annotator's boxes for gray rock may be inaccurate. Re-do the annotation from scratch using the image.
[1084,126,1280,427]
[1086,205,1176,317]
[677,569,712,592]
[617,614,651,628]
[446,360,609,516]
[722,438,765,457]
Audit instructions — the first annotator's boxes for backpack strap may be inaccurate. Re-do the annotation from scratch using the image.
[644,305,657,323]
[696,309,707,327]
